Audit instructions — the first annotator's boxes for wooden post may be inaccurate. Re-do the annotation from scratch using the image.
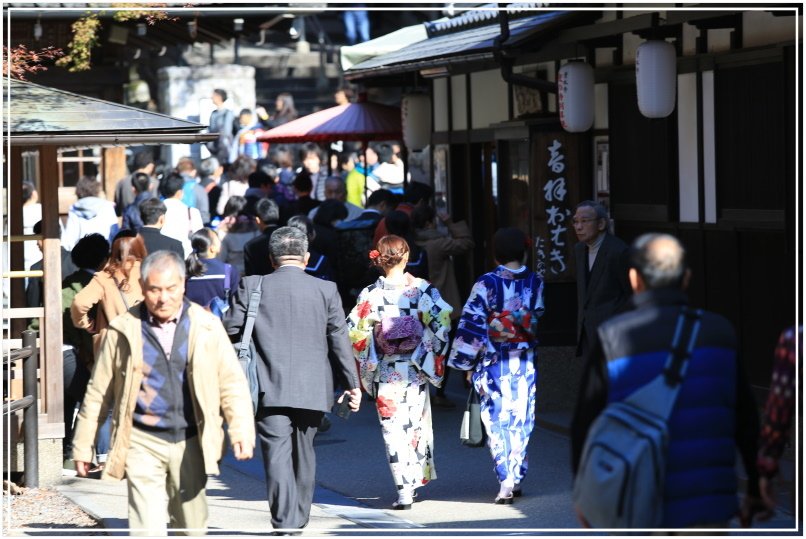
[103,147,127,204]
[38,145,64,431]
[8,147,27,337]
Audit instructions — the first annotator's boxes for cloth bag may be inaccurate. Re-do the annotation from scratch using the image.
[233,276,262,414]
[459,387,486,447]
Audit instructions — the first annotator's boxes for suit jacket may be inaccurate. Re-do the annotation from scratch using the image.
[224,266,359,412]
[138,227,185,259]
[243,226,279,276]
[575,233,631,353]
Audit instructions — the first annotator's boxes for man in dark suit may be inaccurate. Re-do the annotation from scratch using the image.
[136,197,185,258]
[243,198,281,276]
[351,188,395,230]
[224,226,361,534]
[573,200,631,357]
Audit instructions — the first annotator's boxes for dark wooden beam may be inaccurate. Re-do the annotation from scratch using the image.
[555,13,658,44]
[38,145,64,432]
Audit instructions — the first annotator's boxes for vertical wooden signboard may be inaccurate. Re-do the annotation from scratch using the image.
[532,132,586,283]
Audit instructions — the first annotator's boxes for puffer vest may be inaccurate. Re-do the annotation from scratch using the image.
[597,289,739,527]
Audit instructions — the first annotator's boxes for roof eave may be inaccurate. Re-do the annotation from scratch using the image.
[8,132,218,147]
[345,51,495,81]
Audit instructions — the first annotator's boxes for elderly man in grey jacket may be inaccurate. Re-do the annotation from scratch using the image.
[225,226,361,534]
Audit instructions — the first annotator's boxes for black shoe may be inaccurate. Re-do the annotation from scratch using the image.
[513,487,522,497]
[494,494,514,505]
[392,501,412,510]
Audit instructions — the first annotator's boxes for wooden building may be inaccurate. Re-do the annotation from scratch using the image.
[344,5,800,391]
[3,79,215,484]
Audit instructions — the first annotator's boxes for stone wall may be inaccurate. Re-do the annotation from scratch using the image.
[8,439,63,487]
[157,65,256,167]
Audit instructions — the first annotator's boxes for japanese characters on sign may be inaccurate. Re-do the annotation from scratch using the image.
[537,139,572,278]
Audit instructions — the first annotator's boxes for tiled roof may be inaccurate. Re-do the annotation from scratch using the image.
[424,2,550,37]
[348,10,568,74]
[5,79,205,134]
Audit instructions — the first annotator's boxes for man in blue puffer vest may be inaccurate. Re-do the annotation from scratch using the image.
[570,233,762,529]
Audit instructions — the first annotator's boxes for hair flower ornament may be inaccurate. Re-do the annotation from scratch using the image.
[369,249,380,260]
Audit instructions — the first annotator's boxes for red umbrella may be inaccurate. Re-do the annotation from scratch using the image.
[257,96,403,202]
[256,100,401,144]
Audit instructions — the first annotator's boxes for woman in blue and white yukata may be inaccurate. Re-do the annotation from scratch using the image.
[448,227,545,504]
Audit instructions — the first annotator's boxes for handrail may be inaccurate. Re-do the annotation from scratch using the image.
[3,395,34,415]
[5,330,39,488]
[3,270,44,279]
[7,347,33,363]
[3,235,44,243]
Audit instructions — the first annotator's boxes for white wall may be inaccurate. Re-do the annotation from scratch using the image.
[743,10,799,48]
[158,65,255,166]
[450,74,467,131]
[594,83,608,130]
[433,77,449,132]
[470,69,508,129]
[677,72,699,223]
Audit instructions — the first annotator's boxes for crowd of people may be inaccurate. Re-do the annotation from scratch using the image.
[19,140,799,533]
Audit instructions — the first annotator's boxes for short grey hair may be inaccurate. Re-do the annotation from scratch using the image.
[140,250,186,282]
[575,200,608,220]
[269,226,308,262]
[629,233,687,290]
[199,157,220,178]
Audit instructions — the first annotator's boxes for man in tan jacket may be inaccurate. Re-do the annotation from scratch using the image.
[72,250,255,536]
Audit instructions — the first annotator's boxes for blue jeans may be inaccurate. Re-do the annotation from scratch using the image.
[342,10,370,44]
[95,413,112,463]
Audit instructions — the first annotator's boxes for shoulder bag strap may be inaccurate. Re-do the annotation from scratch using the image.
[238,277,263,359]
[624,307,702,419]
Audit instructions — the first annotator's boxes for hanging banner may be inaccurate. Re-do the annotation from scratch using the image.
[532,132,586,283]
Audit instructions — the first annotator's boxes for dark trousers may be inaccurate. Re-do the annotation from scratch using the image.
[63,348,90,459]
[256,407,323,530]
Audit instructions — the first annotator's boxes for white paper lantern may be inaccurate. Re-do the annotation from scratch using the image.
[558,61,594,133]
[401,94,431,150]
[636,40,677,118]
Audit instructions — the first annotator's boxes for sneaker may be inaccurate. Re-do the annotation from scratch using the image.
[431,395,456,408]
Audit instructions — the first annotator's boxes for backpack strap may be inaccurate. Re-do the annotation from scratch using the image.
[223,263,232,294]
[238,277,263,359]
[624,307,702,420]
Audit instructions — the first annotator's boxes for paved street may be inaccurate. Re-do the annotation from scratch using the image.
[52,368,798,536]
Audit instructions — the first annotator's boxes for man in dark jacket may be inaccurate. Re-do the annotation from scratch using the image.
[570,233,761,529]
[61,233,110,465]
[243,198,280,276]
[136,197,184,258]
[224,227,361,533]
[573,200,631,357]
[121,172,153,232]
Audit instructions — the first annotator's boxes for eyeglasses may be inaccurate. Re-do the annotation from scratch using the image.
[572,218,599,226]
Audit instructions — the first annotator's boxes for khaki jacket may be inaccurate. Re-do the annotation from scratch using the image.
[70,262,144,360]
[414,220,474,319]
[72,302,255,480]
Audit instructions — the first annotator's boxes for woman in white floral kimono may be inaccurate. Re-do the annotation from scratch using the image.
[448,227,545,504]
[347,235,453,510]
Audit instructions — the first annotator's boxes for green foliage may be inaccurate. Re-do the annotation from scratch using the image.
[54,6,176,72]
[55,14,101,72]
